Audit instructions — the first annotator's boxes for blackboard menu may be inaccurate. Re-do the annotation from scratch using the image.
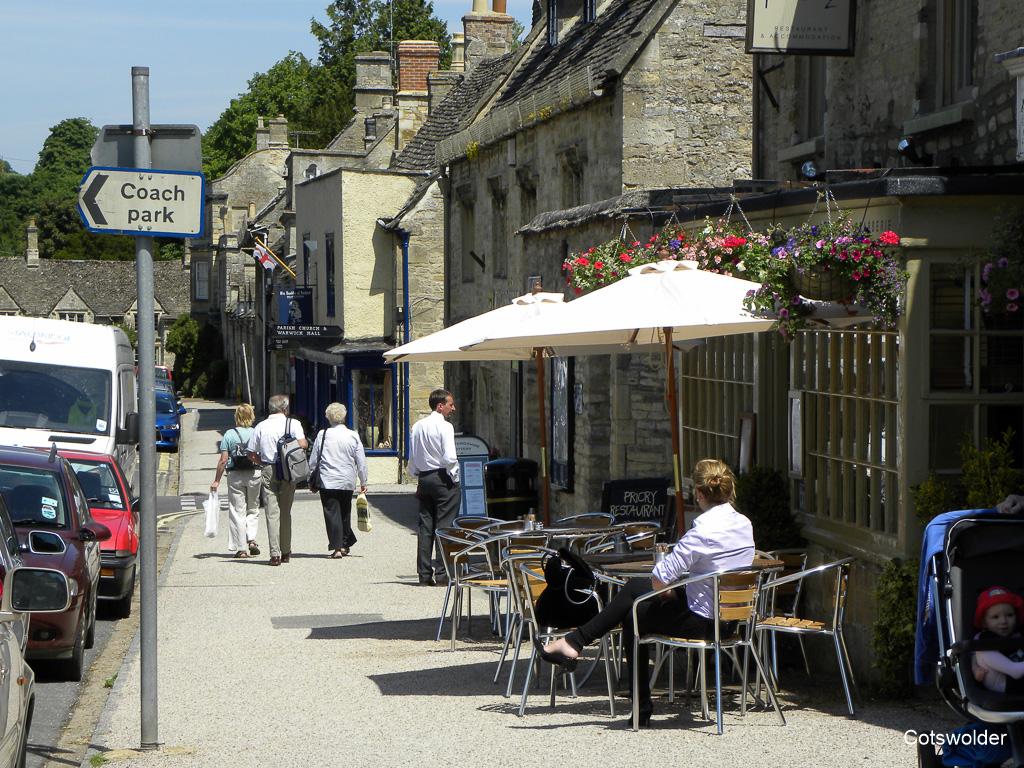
[601,478,672,526]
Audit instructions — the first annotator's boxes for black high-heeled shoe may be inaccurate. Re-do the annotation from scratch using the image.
[626,701,654,728]
[533,637,578,672]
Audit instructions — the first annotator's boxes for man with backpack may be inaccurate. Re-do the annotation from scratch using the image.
[246,394,308,565]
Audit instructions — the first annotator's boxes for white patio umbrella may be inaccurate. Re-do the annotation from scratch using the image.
[466,260,871,535]
[385,292,659,523]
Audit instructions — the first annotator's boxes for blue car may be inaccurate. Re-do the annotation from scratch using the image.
[154,390,183,451]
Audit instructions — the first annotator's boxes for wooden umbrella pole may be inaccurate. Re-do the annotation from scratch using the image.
[665,328,685,539]
[535,347,551,526]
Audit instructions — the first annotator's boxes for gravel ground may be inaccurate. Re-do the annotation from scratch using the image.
[83,400,960,768]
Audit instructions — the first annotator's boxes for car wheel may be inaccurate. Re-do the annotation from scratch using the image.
[59,614,86,682]
[17,699,33,768]
[114,567,136,619]
[85,588,97,649]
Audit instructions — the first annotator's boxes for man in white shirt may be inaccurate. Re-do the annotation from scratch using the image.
[407,389,460,585]
[246,394,307,566]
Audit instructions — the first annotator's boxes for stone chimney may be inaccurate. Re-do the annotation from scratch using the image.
[255,116,269,151]
[451,34,466,72]
[428,71,463,114]
[269,115,289,147]
[26,218,39,268]
[355,52,396,114]
[396,41,440,151]
[463,1,516,72]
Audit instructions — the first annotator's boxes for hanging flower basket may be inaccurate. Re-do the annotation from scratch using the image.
[790,263,857,302]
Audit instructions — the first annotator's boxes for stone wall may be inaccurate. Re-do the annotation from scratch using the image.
[758,0,1022,179]
[621,1,753,189]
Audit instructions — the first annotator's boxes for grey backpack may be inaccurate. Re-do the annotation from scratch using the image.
[275,418,309,483]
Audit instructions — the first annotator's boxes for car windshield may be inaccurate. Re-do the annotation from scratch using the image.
[69,460,124,510]
[156,394,177,415]
[0,360,111,435]
[0,466,69,528]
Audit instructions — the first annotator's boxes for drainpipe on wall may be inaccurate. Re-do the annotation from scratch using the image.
[401,230,412,461]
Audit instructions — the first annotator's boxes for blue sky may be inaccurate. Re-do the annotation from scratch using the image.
[1,0,531,175]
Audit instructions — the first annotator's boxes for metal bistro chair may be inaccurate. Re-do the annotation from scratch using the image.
[494,546,554,695]
[558,512,616,528]
[759,548,810,677]
[632,567,786,733]
[756,556,860,716]
[435,529,507,650]
[453,516,503,531]
[514,561,618,718]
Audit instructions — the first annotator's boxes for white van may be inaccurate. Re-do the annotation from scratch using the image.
[0,317,139,485]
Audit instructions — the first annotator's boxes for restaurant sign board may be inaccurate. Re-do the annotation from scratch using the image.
[745,0,856,56]
[601,478,672,527]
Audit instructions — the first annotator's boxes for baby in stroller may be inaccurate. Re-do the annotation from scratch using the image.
[916,508,1024,767]
[973,587,1024,694]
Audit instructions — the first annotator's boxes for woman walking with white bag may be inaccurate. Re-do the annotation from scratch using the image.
[210,403,262,558]
[309,402,368,558]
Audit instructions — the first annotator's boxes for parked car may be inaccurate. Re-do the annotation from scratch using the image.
[154,378,183,408]
[0,446,110,681]
[154,364,172,383]
[154,390,182,451]
[61,451,138,618]
[0,488,73,767]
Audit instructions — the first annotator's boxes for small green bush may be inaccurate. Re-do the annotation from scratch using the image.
[872,557,919,698]
[733,465,804,551]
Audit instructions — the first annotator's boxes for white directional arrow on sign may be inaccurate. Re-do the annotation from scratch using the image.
[77,167,205,238]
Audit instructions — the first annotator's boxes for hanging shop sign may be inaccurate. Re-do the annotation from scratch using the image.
[745,0,856,56]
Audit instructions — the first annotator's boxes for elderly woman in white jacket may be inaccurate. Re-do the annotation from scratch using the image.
[309,402,368,558]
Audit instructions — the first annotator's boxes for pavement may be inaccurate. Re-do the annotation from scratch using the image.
[78,398,960,768]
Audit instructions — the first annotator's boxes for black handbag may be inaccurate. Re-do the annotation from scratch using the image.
[534,547,600,629]
[307,429,326,493]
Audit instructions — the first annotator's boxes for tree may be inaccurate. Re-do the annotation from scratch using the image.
[312,0,452,131]
[34,118,97,200]
[202,53,325,179]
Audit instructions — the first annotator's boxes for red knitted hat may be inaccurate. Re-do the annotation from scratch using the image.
[975,587,1024,629]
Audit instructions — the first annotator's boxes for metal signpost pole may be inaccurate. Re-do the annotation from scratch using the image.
[132,66,159,750]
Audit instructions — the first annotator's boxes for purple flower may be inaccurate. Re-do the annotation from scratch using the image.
[1007,288,1020,301]
[791,296,802,305]
[778,308,790,319]
[1009,303,1020,313]
[999,257,1011,268]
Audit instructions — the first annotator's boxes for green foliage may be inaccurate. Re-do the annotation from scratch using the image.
[960,429,1024,509]
[872,558,919,698]
[733,465,804,551]
[116,322,137,348]
[910,429,1024,525]
[33,118,97,200]
[166,315,199,385]
[909,473,956,527]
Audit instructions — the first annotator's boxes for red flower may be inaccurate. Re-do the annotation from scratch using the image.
[879,231,899,245]
[620,254,632,263]
[574,287,582,295]
[722,236,747,248]
[594,261,604,270]
[576,257,590,267]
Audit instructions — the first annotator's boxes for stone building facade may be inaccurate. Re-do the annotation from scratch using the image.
[0,221,189,365]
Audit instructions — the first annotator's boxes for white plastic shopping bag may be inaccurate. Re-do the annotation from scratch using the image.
[203,492,219,538]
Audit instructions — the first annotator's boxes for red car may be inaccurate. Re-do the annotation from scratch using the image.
[0,446,111,681]
[61,450,138,619]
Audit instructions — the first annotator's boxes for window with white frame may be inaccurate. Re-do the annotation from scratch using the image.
[57,312,86,322]
[195,261,209,301]
[928,262,1024,470]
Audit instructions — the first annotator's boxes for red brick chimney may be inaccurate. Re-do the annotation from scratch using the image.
[396,41,440,152]
[397,41,440,93]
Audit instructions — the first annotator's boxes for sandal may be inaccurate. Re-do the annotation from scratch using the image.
[234,550,248,558]
[330,550,344,559]
[339,547,350,556]
[248,541,260,556]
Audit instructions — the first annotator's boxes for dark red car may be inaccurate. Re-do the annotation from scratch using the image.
[61,450,138,619]
[0,446,110,680]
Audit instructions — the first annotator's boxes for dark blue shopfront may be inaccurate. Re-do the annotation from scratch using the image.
[293,354,398,457]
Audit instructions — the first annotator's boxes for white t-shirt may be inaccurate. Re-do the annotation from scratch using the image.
[246,413,307,463]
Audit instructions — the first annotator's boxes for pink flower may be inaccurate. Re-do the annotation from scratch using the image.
[1009,303,1020,312]
[1007,288,1020,301]
[999,257,1011,268]
[852,270,863,280]
[620,254,632,263]
[815,239,826,249]
[879,231,899,245]
[778,308,790,319]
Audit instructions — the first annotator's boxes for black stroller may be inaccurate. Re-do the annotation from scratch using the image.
[916,509,1024,767]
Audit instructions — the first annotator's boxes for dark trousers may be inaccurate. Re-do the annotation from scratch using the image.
[565,577,716,705]
[320,489,357,551]
[416,471,461,579]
